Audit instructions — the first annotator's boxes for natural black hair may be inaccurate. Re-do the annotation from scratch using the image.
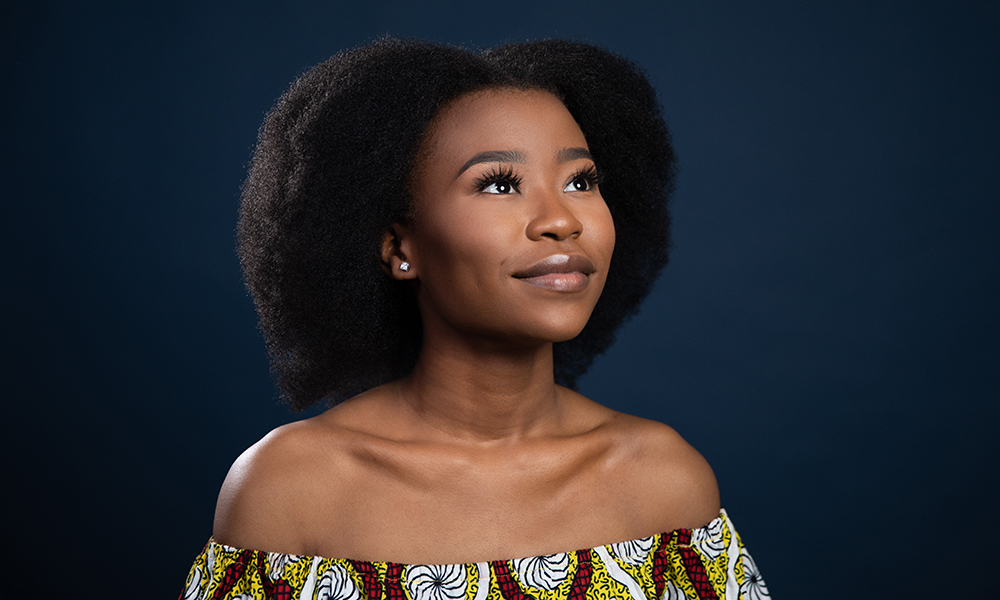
[238,37,675,411]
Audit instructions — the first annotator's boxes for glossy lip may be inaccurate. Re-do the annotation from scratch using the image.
[513,254,596,292]
[513,254,596,278]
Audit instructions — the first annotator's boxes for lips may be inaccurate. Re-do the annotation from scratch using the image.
[513,254,596,292]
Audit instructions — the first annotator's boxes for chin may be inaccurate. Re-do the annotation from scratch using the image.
[526,317,591,344]
[482,303,596,346]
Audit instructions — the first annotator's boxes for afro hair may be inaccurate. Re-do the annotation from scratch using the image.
[238,37,676,411]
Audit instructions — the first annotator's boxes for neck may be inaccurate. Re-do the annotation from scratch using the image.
[399,333,564,442]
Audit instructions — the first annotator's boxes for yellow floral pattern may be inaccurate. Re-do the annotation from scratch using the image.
[180,509,768,600]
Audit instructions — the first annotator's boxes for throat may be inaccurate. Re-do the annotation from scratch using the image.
[398,342,563,442]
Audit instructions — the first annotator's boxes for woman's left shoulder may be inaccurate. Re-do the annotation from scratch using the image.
[603,410,722,531]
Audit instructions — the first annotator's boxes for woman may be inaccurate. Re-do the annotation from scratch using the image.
[181,37,769,600]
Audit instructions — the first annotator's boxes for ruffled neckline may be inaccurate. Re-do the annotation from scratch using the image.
[206,509,731,570]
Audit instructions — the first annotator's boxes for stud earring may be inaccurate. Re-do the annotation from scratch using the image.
[399,261,410,272]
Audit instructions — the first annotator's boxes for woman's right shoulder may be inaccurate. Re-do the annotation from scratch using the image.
[211,413,365,553]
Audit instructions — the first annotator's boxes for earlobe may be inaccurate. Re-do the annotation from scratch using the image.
[381,224,416,279]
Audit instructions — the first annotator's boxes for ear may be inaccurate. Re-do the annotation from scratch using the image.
[381,223,417,280]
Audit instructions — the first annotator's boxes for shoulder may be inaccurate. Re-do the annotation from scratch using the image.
[601,411,721,532]
[212,416,359,553]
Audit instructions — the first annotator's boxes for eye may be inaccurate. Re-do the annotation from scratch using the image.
[563,165,600,192]
[483,180,517,194]
[474,165,522,195]
[564,176,591,192]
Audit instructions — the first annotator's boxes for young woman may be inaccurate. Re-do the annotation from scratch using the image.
[180,38,769,600]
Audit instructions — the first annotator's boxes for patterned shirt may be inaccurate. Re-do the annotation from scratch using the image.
[180,509,768,600]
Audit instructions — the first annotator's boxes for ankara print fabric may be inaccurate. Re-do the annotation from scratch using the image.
[179,509,769,600]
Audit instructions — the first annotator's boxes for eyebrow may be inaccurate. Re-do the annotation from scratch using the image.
[455,147,594,179]
[456,150,526,178]
[557,147,593,163]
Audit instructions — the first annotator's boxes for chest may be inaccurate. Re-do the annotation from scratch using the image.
[298,444,651,562]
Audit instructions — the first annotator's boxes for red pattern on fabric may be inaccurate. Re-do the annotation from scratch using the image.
[211,550,249,600]
[679,546,718,600]
[386,563,406,600]
[350,559,385,600]
[675,529,691,546]
[566,549,592,600]
[491,560,535,600]
[651,532,673,599]
[262,577,293,600]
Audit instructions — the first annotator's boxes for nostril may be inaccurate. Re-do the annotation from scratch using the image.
[526,197,584,241]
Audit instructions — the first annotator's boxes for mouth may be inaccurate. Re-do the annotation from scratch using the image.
[512,254,596,292]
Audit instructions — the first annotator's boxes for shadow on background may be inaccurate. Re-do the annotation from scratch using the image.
[2,1,997,598]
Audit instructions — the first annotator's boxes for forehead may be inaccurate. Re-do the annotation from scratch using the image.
[419,88,589,167]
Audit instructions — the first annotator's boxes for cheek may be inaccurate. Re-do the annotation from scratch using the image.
[587,199,616,264]
[413,208,512,291]
[412,216,520,332]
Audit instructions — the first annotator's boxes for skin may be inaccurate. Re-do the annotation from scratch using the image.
[214,89,720,564]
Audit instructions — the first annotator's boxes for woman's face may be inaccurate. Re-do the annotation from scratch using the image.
[399,88,615,346]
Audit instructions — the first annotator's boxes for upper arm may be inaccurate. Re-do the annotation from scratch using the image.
[212,423,329,552]
[630,419,721,530]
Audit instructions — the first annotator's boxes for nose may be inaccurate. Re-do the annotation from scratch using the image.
[525,188,583,241]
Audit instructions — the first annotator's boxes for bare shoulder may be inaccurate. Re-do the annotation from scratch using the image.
[212,416,357,553]
[604,411,721,532]
[554,388,719,530]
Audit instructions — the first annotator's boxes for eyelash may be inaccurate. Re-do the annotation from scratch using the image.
[571,165,601,190]
[473,164,602,193]
[474,165,523,193]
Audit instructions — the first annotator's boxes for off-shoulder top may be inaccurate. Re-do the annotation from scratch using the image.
[179,509,768,600]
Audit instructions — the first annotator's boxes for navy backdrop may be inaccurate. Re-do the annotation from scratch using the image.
[2,1,997,598]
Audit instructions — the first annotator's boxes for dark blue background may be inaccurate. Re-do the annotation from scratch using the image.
[3,1,997,598]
